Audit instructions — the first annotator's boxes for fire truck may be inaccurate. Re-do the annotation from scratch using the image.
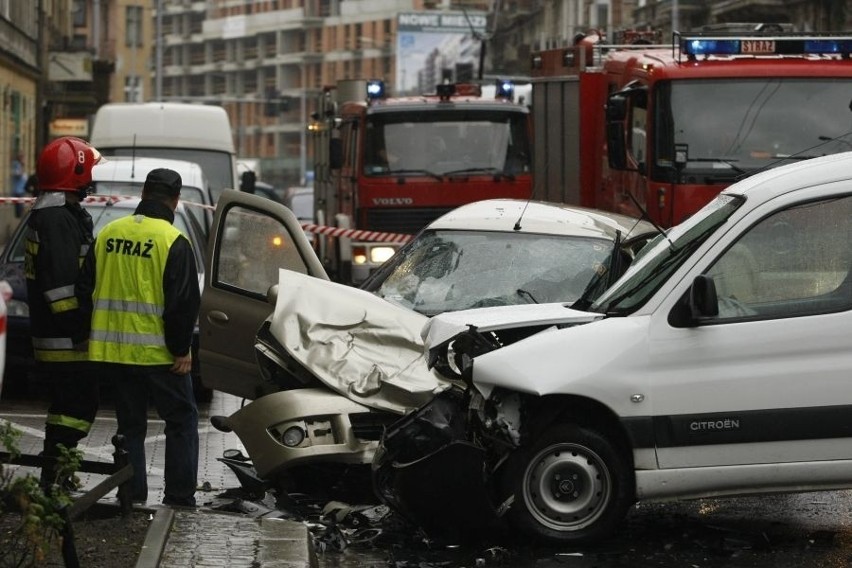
[531,27,852,227]
[310,79,533,284]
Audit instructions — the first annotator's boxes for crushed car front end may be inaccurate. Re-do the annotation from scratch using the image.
[373,304,609,539]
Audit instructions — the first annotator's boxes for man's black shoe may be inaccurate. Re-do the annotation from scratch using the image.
[163,497,197,508]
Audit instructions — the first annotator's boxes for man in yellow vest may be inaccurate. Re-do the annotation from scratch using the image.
[79,168,200,506]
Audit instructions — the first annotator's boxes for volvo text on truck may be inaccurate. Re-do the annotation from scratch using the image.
[531,27,852,227]
[309,79,533,284]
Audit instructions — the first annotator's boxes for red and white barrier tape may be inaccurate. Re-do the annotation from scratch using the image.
[0,195,413,244]
[300,223,412,243]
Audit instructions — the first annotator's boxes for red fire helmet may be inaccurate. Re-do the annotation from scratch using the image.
[36,136,104,192]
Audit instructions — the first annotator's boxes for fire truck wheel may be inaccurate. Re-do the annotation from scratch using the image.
[501,422,635,544]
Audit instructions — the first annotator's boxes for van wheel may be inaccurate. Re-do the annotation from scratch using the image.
[502,423,633,544]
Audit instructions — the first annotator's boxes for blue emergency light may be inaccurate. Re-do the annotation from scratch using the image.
[684,39,741,56]
[366,80,385,100]
[682,34,852,57]
[495,79,515,100]
[803,39,852,54]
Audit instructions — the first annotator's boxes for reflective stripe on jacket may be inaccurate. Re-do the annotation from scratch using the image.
[89,214,182,365]
[25,202,93,363]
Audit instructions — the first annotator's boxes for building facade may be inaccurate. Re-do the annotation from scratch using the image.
[157,0,491,188]
[0,2,52,238]
[9,0,848,207]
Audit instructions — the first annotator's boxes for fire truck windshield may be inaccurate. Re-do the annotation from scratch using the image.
[654,78,852,178]
[363,110,531,177]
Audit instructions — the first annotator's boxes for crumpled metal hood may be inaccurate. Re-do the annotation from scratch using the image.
[268,269,452,414]
[422,302,604,349]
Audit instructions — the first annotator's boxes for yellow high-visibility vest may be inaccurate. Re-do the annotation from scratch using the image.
[89,214,182,365]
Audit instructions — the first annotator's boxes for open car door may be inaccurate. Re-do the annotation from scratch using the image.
[200,190,327,399]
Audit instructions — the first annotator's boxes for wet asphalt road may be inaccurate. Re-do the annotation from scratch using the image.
[4,388,852,568]
[316,491,852,567]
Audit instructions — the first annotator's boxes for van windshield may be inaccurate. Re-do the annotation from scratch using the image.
[93,181,206,207]
[92,181,209,234]
[105,148,233,202]
[590,194,744,315]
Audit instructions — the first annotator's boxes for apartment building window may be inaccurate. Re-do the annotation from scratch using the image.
[124,76,142,102]
[72,0,86,27]
[126,5,143,48]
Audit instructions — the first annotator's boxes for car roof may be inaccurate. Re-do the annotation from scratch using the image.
[427,199,655,240]
[85,196,190,213]
[93,156,208,193]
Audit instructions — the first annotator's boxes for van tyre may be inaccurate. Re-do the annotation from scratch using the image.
[502,423,634,544]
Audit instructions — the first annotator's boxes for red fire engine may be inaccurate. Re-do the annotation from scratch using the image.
[531,27,852,227]
[310,79,533,284]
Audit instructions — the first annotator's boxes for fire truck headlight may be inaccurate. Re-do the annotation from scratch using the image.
[353,245,368,265]
[370,246,396,264]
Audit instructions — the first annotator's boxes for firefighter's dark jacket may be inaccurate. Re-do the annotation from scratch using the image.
[27,201,93,348]
[78,199,200,358]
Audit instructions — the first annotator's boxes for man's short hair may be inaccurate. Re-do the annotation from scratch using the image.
[143,168,182,199]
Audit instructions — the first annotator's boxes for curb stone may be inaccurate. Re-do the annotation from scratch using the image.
[135,507,174,568]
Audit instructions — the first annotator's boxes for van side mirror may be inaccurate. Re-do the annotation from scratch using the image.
[240,170,257,193]
[690,274,719,319]
[329,138,343,170]
[668,274,719,327]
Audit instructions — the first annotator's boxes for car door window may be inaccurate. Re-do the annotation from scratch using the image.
[215,203,309,296]
[704,195,852,320]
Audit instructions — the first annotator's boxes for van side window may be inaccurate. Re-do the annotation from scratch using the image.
[704,195,852,320]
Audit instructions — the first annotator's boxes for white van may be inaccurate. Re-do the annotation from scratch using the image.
[410,150,852,544]
[92,156,213,234]
[89,102,241,203]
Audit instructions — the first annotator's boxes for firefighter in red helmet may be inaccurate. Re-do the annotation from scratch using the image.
[27,136,104,491]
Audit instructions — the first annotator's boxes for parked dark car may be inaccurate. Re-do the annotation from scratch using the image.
[0,197,210,400]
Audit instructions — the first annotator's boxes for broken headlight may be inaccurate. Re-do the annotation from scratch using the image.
[446,339,473,378]
[429,325,503,385]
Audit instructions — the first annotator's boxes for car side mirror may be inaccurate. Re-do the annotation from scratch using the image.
[240,170,257,193]
[267,284,278,306]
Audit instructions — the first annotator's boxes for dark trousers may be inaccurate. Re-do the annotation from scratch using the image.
[41,361,99,487]
[102,363,199,506]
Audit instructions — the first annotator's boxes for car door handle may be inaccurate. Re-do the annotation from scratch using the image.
[207,310,229,324]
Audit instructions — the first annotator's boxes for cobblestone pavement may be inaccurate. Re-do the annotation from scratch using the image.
[1,390,316,567]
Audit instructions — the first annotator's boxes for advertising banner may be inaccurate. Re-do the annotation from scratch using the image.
[395,11,487,96]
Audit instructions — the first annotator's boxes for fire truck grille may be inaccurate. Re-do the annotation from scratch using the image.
[364,207,452,235]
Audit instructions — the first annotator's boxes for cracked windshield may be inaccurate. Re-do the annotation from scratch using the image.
[375,230,611,315]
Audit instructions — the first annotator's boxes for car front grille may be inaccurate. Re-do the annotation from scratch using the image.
[350,411,399,441]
